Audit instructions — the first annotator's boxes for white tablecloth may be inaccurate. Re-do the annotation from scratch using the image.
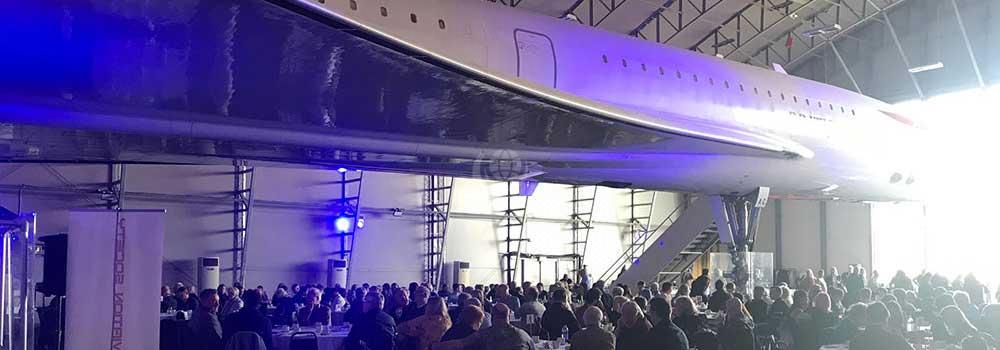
[273,327,349,350]
[533,340,569,350]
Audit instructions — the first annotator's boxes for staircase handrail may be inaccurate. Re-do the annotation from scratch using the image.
[596,199,688,284]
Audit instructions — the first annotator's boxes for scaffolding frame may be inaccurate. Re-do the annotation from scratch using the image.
[331,170,364,285]
[626,189,656,264]
[423,175,454,289]
[570,185,597,277]
[500,181,530,284]
[231,160,255,286]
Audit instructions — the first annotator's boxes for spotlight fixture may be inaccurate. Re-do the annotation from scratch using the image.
[336,167,348,173]
[334,216,352,233]
[356,216,366,229]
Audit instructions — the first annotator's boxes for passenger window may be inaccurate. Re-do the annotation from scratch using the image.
[641,63,647,71]
[380,6,387,17]
[438,19,446,29]
[602,55,608,63]
[793,96,798,103]
[410,13,418,23]
[659,67,664,75]
[676,71,682,79]
[739,84,744,92]
[621,59,627,67]
[693,75,699,82]
[726,81,731,89]
[840,106,845,113]
[350,0,357,10]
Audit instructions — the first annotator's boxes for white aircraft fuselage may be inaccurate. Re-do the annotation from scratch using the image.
[301,0,923,201]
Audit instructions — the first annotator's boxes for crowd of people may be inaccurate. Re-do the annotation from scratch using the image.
[158,266,1000,350]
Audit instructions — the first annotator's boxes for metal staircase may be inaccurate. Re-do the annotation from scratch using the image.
[612,196,717,288]
[596,198,686,284]
[655,227,719,285]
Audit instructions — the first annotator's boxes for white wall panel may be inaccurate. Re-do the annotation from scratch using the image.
[779,200,822,271]
[825,201,873,272]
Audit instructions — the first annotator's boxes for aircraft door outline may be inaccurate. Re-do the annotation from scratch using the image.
[513,29,557,88]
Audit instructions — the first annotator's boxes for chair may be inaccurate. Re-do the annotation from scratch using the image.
[289,332,319,350]
[225,331,267,350]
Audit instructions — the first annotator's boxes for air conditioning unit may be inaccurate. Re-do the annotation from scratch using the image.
[328,259,348,288]
[198,257,220,292]
[452,261,471,286]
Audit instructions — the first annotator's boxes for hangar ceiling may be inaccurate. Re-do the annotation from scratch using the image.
[485,0,998,102]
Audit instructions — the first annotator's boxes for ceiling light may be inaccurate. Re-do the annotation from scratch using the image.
[908,62,944,74]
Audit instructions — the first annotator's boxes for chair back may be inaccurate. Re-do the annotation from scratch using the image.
[225,331,267,350]
[289,332,319,350]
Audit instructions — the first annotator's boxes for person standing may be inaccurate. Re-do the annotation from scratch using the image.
[188,289,223,350]
[690,269,711,301]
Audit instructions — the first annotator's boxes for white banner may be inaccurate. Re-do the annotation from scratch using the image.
[65,210,165,350]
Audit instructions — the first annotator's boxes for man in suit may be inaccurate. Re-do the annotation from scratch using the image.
[345,292,397,350]
[223,288,272,349]
[646,297,689,349]
[690,269,711,301]
[188,289,223,350]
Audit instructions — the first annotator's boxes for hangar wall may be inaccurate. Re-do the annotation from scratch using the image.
[0,164,683,289]
[752,200,874,276]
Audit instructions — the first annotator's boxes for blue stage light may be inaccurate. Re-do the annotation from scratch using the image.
[336,167,348,173]
[334,216,352,233]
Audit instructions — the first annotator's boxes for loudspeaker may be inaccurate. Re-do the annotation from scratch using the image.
[198,257,220,292]
[37,234,67,296]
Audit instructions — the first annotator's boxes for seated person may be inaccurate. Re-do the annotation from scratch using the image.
[175,286,199,311]
[295,288,332,326]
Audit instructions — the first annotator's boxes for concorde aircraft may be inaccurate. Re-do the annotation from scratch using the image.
[0,0,923,201]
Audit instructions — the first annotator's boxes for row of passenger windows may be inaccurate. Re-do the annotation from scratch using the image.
[342,0,448,29]
[334,1,855,118]
[600,55,857,117]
